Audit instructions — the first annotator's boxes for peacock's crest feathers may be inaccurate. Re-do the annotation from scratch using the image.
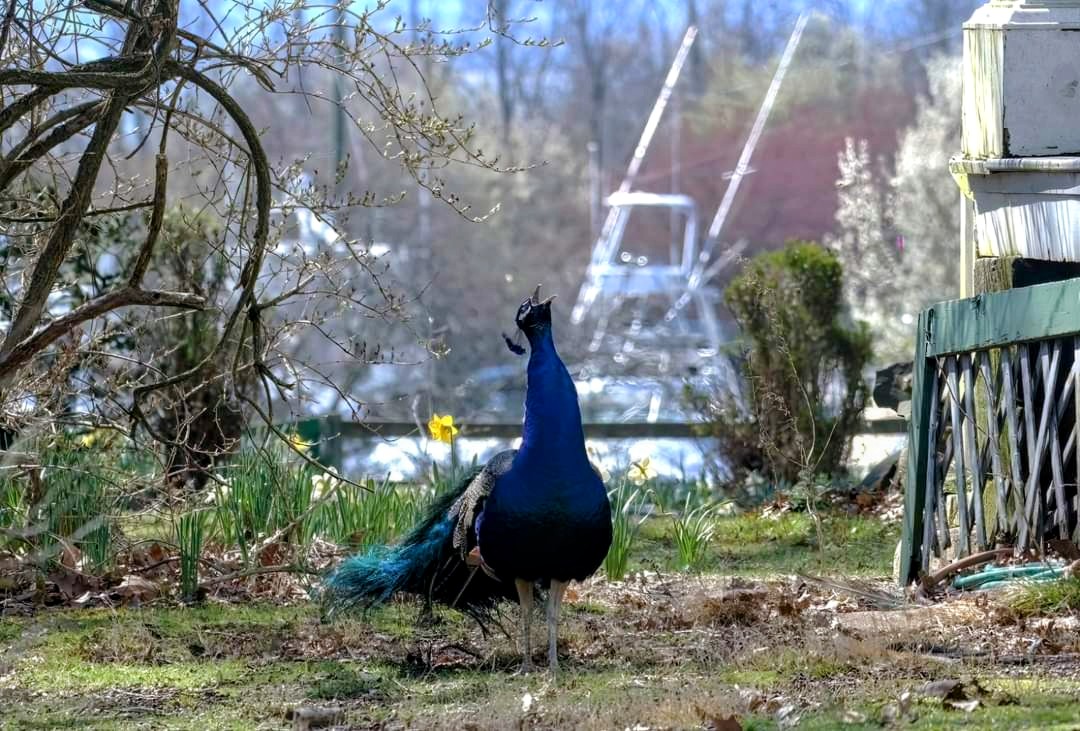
[502,332,527,355]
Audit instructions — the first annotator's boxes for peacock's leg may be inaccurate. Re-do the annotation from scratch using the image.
[546,579,568,674]
[514,578,534,673]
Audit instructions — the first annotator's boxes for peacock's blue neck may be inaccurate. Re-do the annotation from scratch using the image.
[518,326,588,468]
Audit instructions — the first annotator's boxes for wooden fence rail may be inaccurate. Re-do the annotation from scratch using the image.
[295,415,907,486]
[295,418,907,441]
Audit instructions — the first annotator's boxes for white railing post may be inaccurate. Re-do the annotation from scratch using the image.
[954,0,1080,279]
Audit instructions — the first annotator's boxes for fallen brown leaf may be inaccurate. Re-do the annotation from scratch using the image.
[855,491,878,510]
[114,575,159,602]
[1047,539,1080,561]
[919,679,965,700]
[710,715,742,731]
[57,538,80,569]
[695,704,742,731]
[259,541,289,567]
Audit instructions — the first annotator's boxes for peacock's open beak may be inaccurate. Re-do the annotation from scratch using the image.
[530,284,557,306]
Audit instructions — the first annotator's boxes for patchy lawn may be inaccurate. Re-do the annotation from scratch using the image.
[3,510,1080,730]
[636,510,900,577]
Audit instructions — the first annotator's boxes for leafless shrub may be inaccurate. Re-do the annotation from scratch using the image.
[0,0,535,484]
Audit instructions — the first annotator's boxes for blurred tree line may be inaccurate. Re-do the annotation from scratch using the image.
[104,0,979,420]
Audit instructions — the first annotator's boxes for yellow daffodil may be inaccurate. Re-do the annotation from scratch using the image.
[628,457,657,486]
[311,471,341,501]
[427,413,459,444]
[205,479,231,505]
[288,433,313,453]
[585,442,612,483]
[77,428,115,449]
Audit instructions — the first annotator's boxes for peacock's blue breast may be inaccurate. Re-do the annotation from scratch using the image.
[477,466,612,583]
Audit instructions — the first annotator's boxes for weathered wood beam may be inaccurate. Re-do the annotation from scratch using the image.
[923,277,1080,358]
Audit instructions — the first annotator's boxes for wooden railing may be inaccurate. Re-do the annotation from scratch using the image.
[295,418,907,441]
[899,278,1080,585]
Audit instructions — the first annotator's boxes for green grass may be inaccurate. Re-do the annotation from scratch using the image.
[788,691,1080,731]
[4,506,1074,730]
[603,479,649,580]
[1007,576,1080,616]
[718,668,784,686]
[0,618,20,644]
[0,603,405,729]
[307,663,397,700]
[2,602,730,729]
[633,510,898,577]
[18,656,251,692]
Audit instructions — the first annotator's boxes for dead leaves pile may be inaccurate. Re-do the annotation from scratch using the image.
[579,573,871,635]
[0,537,347,613]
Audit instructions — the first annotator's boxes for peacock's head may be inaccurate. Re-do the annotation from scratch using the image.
[515,284,556,334]
[503,285,557,354]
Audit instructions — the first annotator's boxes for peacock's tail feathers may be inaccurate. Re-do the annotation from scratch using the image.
[322,468,515,617]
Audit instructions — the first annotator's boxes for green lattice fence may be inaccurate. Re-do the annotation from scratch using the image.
[899,278,1080,584]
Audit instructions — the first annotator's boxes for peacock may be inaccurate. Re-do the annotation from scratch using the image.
[324,286,613,674]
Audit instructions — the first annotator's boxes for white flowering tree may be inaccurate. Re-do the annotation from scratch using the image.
[828,56,961,364]
[891,55,963,314]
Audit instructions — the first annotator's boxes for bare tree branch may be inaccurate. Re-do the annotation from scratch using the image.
[0,0,530,493]
[0,0,19,65]
[0,100,105,189]
[128,152,168,285]
[0,287,205,382]
[0,0,178,377]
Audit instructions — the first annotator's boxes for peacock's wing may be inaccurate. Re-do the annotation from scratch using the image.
[451,449,516,560]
